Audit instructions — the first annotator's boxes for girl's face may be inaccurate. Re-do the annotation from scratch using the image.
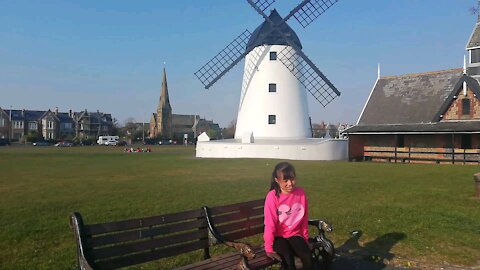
[275,172,296,194]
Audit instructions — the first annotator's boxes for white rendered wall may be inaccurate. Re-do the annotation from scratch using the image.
[196,138,348,161]
[234,45,311,140]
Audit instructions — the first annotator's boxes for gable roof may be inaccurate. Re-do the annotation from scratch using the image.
[467,21,480,49]
[433,74,480,121]
[357,68,463,126]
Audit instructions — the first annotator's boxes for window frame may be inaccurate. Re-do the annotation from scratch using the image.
[268,83,277,93]
[269,51,277,61]
[462,98,471,115]
[268,115,276,125]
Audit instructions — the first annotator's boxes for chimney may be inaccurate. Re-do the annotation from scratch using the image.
[55,107,59,115]
[69,109,73,117]
[21,109,25,117]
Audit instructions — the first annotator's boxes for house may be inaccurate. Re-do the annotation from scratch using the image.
[72,110,114,139]
[0,107,114,142]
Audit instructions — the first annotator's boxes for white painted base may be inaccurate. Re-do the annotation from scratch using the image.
[195,138,348,161]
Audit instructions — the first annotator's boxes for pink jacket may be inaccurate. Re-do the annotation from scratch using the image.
[263,187,309,253]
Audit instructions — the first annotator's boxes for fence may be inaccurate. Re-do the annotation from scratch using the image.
[363,146,480,164]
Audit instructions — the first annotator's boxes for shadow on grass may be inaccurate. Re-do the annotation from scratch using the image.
[331,231,407,270]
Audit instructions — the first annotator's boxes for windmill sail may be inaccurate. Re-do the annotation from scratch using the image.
[293,0,339,28]
[278,46,339,107]
[194,30,252,89]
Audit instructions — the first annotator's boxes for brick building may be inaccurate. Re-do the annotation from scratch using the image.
[343,16,480,162]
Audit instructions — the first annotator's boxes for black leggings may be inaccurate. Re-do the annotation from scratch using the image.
[273,236,313,270]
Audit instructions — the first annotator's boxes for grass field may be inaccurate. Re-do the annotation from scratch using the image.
[0,145,479,269]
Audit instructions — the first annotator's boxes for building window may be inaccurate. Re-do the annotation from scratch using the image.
[29,122,37,130]
[13,121,23,129]
[462,99,470,115]
[268,115,276,125]
[47,121,54,129]
[471,49,480,64]
[0,118,4,127]
[269,83,277,92]
[63,123,72,129]
[270,51,277,61]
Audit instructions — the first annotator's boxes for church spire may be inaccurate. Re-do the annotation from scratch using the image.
[158,67,171,110]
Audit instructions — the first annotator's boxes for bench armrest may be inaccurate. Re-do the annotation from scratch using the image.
[70,212,95,270]
[202,206,256,260]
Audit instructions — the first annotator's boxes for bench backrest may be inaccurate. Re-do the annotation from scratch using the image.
[207,199,265,242]
[70,209,209,270]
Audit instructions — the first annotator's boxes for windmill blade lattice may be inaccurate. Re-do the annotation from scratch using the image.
[278,46,339,107]
[195,29,252,89]
[293,0,339,28]
[251,0,276,12]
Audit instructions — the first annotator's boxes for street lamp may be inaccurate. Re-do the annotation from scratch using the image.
[9,106,12,143]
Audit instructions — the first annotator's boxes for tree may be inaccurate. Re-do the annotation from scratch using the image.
[221,119,236,139]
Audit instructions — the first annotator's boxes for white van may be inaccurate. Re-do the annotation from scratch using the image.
[97,136,119,146]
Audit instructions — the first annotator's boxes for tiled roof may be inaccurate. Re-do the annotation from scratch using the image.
[358,68,463,125]
[467,22,480,49]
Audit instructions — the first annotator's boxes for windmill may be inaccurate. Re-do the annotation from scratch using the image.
[195,0,341,140]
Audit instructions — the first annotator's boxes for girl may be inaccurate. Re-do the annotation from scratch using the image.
[264,162,313,270]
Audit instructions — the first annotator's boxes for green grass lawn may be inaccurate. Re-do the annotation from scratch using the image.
[0,145,479,269]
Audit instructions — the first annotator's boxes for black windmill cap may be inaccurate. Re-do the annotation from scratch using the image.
[246,9,302,52]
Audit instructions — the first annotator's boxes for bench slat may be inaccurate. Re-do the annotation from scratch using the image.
[95,239,209,270]
[215,216,263,235]
[88,218,207,247]
[85,208,204,235]
[174,251,241,270]
[210,207,263,224]
[92,229,208,260]
[222,226,264,241]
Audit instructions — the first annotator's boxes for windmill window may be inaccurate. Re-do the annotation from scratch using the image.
[268,115,276,125]
[270,52,277,61]
[269,83,277,92]
[462,99,470,115]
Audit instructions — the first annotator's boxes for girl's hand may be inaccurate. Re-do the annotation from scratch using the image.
[266,252,282,262]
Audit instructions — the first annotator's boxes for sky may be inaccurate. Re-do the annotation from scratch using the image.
[0,0,478,127]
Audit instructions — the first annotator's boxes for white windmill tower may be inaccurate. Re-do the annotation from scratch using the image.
[195,0,347,160]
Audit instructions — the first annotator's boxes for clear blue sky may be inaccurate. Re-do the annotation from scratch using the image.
[0,0,477,127]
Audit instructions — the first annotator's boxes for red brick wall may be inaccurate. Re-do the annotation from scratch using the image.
[444,86,480,120]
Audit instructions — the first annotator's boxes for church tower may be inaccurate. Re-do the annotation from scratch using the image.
[149,68,173,139]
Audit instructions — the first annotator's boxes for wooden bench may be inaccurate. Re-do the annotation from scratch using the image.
[203,199,335,270]
[70,208,249,270]
[70,200,334,270]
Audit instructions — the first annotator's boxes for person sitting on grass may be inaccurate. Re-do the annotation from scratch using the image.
[264,162,313,270]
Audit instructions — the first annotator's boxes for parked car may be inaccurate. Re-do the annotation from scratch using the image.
[55,141,74,147]
[116,140,127,146]
[158,140,172,145]
[105,140,117,146]
[0,139,10,146]
[33,141,51,146]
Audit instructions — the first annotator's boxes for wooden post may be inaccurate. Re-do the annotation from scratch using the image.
[474,173,480,200]
[394,135,398,163]
[451,133,455,164]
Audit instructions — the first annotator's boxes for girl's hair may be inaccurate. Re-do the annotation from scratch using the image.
[269,162,296,196]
